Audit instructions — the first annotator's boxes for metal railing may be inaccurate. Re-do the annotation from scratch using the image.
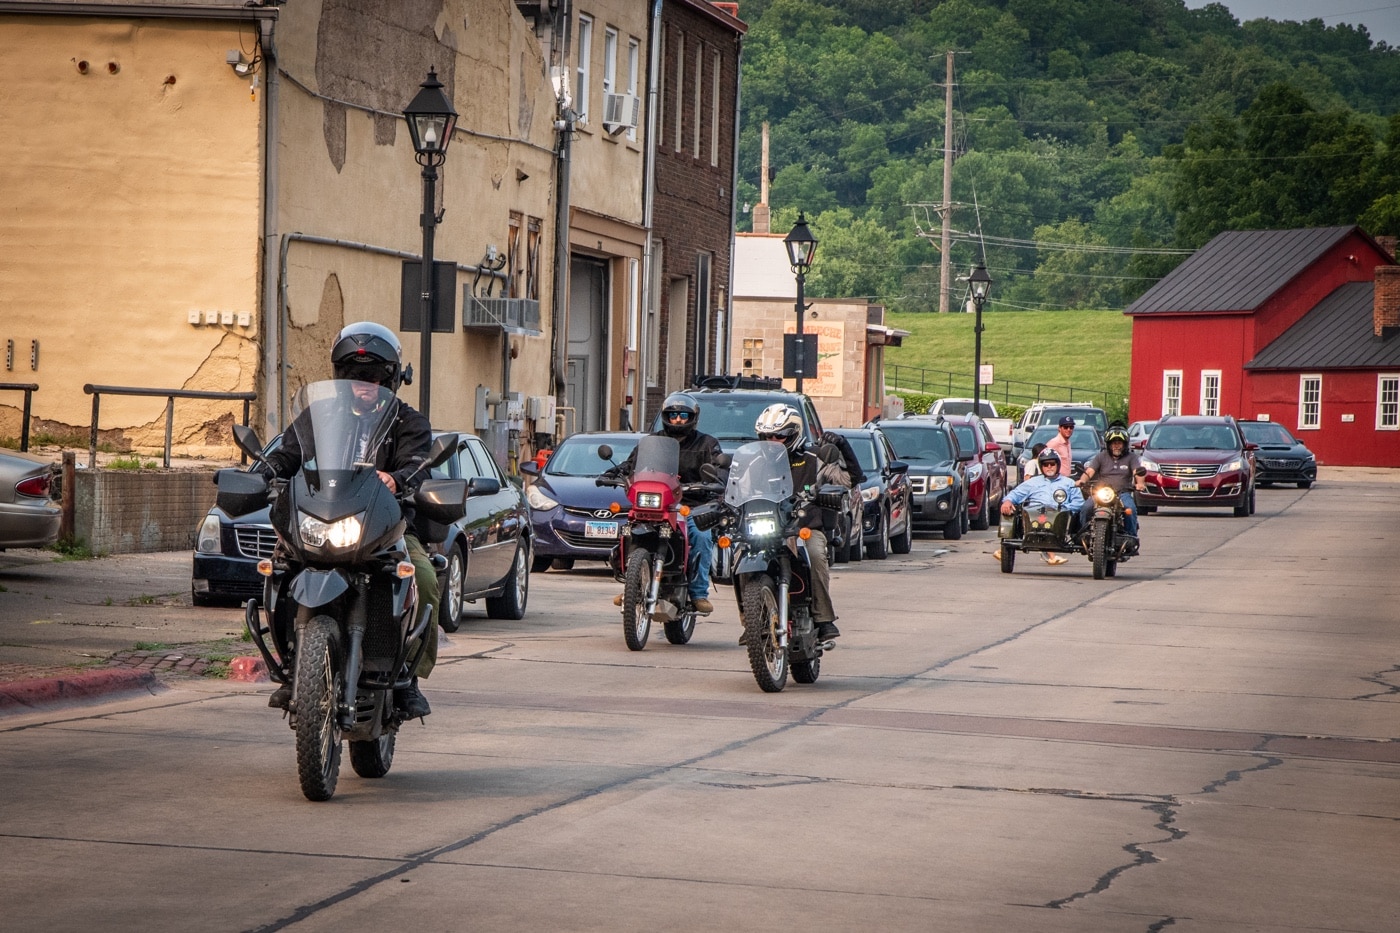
[886,364,1114,410]
[83,384,258,468]
[0,382,39,451]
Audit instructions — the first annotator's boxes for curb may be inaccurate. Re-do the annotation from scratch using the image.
[0,668,163,716]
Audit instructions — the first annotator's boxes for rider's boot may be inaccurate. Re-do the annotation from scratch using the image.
[268,683,292,710]
[692,597,714,614]
[394,678,431,719]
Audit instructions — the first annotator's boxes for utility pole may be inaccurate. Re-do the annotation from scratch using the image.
[939,49,955,313]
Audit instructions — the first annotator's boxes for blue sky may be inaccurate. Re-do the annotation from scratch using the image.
[1183,1,1400,47]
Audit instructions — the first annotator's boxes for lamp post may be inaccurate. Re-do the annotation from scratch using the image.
[403,67,458,421]
[783,212,818,393]
[968,262,993,406]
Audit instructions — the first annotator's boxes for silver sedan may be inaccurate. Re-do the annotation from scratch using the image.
[0,449,61,550]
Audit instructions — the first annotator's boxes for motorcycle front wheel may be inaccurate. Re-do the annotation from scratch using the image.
[1091,518,1110,580]
[294,615,343,801]
[742,574,788,693]
[622,549,654,651]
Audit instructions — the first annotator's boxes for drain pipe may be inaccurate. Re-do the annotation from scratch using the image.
[638,0,663,428]
[259,16,281,437]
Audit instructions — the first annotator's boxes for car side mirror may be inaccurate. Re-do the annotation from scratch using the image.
[520,461,539,477]
[467,476,502,497]
[887,460,908,474]
[1243,442,1258,451]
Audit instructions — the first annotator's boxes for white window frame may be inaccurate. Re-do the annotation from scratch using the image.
[602,27,618,96]
[1162,370,1182,417]
[710,50,721,166]
[1378,374,1399,430]
[1200,369,1221,417]
[1298,374,1322,430]
[627,37,641,142]
[576,15,594,125]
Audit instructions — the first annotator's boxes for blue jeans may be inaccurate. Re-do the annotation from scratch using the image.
[686,516,715,600]
[1079,492,1139,536]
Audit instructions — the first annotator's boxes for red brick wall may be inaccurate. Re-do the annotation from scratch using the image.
[1374,265,1400,337]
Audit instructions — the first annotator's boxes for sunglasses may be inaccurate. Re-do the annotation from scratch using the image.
[665,411,694,423]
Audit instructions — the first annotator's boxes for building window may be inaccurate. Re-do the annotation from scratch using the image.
[695,253,712,376]
[602,27,617,96]
[507,212,523,297]
[673,33,684,152]
[710,50,721,166]
[1162,370,1182,417]
[741,337,765,379]
[692,45,703,157]
[1200,370,1221,417]
[526,216,542,301]
[627,37,641,142]
[1299,374,1321,430]
[1379,375,1399,430]
[576,15,593,124]
[657,30,667,150]
[646,239,663,387]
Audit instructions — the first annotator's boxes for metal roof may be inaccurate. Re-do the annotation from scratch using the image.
[1246,281,1400,370]
[1125,227,1357,315]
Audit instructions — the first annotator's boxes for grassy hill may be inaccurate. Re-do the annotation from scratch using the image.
[883,309,1132,422]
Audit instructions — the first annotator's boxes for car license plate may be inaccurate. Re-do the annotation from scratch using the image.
[1179,480,1199,492]
[584,520,619,539]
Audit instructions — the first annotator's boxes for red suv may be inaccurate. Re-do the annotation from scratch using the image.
[942,413,1008,530]
[1136,415,1257,517]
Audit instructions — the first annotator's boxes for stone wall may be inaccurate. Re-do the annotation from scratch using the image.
[73,470,217,556]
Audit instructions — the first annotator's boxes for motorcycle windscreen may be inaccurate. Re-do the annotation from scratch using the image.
[633,434,681,476]
[288,380,399,493]
[724,441,794,507]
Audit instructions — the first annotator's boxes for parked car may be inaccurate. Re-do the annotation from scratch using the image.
[927,398,1014,452]
[1014,424,1103,482]
[193,431,532,633]
[872,417,969,539]
[520,431,643,572]
[1237,421,1317,487]
[1127,419,1158,448]
[943,413,1008,530]
[1136,415,1256,516]
[829,426,912,559]
[0,449,61,550]
[1011,403,1109,462]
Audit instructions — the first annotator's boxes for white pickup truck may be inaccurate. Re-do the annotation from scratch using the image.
[927,398,1015,453]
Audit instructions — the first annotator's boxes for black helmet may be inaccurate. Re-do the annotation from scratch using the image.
[660,392,700,437]
[1037,447,1061,472]
[332,322,404,390]
[1105,426,1129,448]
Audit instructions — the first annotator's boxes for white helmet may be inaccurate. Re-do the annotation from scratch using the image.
[755,403,804,451]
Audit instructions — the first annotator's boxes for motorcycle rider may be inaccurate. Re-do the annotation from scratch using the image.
[608,392,724,614]
[755,403,842,640]
[261,321,438,720]
[998,447,1085,565]
[1076,425,1146,552]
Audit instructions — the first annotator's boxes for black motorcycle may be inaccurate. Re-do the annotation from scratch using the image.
[219,380,466,801]
[713,441,844,692]
[1081,481,1140,579]
[998,483,1138,580]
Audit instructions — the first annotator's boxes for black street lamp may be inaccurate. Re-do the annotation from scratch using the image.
[403,67,458,421]
[783,212,818,393]
[968,262,993,406]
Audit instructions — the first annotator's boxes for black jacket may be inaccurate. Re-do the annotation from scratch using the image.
[263,397,433,528]
[617,429,723,502]
[788,442,842,531]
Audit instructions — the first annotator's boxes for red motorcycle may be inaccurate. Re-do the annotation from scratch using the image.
[597,435,721,650]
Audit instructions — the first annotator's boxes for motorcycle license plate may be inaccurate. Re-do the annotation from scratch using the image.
[584,520,619,539]
[1179,480,1199,492]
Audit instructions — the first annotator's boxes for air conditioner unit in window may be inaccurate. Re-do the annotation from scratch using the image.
[601,92,640,135]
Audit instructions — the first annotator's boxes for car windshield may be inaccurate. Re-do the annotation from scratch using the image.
[880,425,952,461]
[1240,423,1294,446]
[1044,408,1107,432]
[549,437,639,476]
[694,398,799,442]
[1148,424,1240,451]
[937,400,996,418]
[838,434,879,472]
[1027,425,1099,454]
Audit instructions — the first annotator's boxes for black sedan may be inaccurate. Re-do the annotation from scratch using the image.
[1238,421,1317,488]
[520,431,643,572]
[193,432,531,633]
[829,427,911,559]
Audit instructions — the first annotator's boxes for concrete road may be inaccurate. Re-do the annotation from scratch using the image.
[2,472,1398,932]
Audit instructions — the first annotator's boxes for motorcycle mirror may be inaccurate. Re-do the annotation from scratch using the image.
[597,444,614,461]
[425,433,459,470]
[714,452,733,468]
[231,423,266,462]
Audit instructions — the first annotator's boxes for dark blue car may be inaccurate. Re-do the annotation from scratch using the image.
[521,431,643,571]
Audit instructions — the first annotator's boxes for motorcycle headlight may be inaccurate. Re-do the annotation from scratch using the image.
[1224,458,1243,473]
[526,485,559,510]
[635,492,663,509]
[746,516,779,537]
[861,486,879,502]
[298,511,364,549]
[1094,486,1117,505]
[929,475,954,490]
[196,514,222,554]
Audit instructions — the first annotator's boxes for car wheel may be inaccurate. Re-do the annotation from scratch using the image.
[867,510,889,560]
[1298,480,1312,489]
[438,544,465,633]
[1248,487,1256,514]
[849,510,864,562]
[832,515,851,564]
[970,493,990,531]
[486,541,530,620]
[960,497,970,534]
[191,589,218,608]
[943,514,963,540]
[890,508,912,554]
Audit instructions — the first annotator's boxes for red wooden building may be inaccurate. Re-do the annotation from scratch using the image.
[1125,226,1400,468]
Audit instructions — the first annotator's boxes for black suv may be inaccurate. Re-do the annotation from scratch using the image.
[870,416,970,539]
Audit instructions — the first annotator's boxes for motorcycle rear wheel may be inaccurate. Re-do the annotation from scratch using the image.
[622,549,654,651]
[792,655,821,684]
[294,616,343,802]
[349,731,396,779]
[742,575,787,693]
[664,611,696,645]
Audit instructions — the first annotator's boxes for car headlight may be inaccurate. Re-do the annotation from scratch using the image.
[1094,486,1117,505]
[298,511,364,548]
[635,492,663,509]
[196,514,222,554]
[861,486,879,502]
[525,485,559,510]
[746,516,779,537]
[1140,458,1159,472]
[1224,458,1243,472]
[929,475,954,490]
